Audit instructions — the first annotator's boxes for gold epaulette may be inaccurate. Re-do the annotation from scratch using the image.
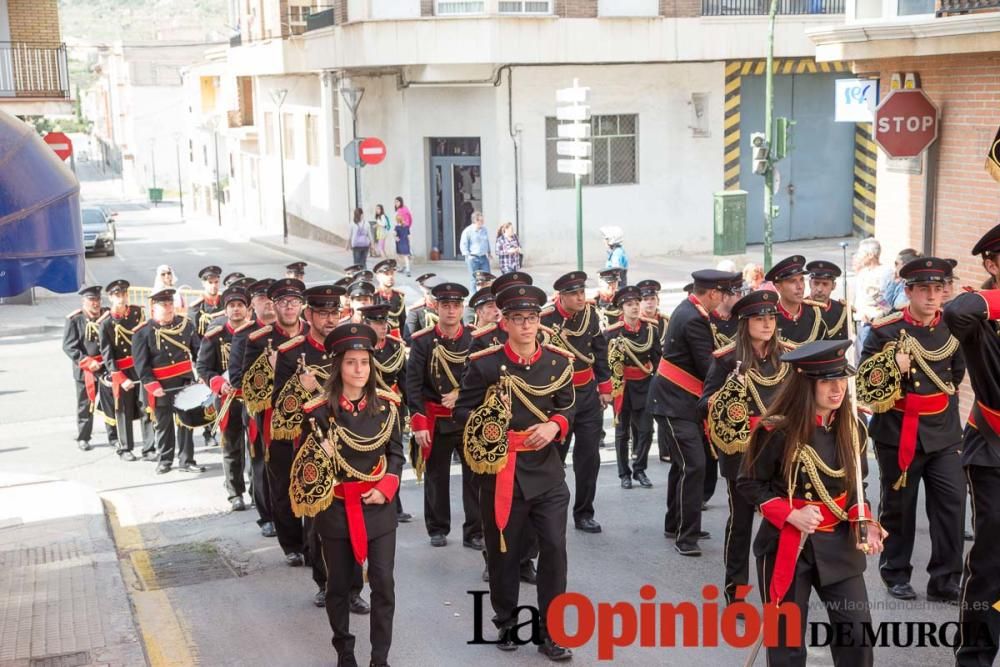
[713,341,736,358]
[278,335,305,352]
[543,343,575,360]
[540,306,555,317]
[303,395,326,412]
[249,325,273,341]
[234,320,255,333]
[66,308,82,319]
[472,322,498,339]
[692,300,710,319]
[386,333,404,345]
[803,298,825,308]
[203,325,224,339]
[469,344,503,361]
[190,297,204,308]
[411,325,434,339]
[377,388,402,404]
[605,321,624,332]
[872,311,904,329]
[96,311,111,323]
[132,320,149,332]
[640,316,660,326]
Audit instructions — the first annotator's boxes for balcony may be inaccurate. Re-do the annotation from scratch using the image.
[0,42,69,99]
[703,0,844,15]
[937,0,1000,14]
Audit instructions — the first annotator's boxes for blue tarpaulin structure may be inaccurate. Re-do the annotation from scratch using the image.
[0,110,83,298]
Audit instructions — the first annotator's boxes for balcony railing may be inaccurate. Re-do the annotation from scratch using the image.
[702,0,844,14]
[0,42,69,99]
[937,0,1000,15]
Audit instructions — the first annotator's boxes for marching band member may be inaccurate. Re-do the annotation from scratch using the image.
[637,279,671,463]
[64,285,118,452]
[99,280,148,460]
[404,273,438,343]
[806,260,850,341]
[372,259,407,338]
[766,255,828,347]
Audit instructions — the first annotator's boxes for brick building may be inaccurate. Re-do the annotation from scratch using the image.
[0,0,71,116]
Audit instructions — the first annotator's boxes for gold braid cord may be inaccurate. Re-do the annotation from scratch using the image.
[710,323,733,350]
[827,303,849,338]
[374,345,406,391]
[272,362,331,440]
[898,331,958,395]
[85,319,101,343]
[113,322,133,348]
[547,307,596,365]
[153,318,192,352]
[607,327,655,424]
[290,431,339,518]
[430,343,468,391]
[856,343,903,413]
[708,374,752,455]
[242,350,274,416]
[780,307,824,349]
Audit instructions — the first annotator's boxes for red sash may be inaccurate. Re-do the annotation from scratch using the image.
[771,494,846,604]
[656,358,703,397]
[890,392,949,488]
[968,401,1000,440]
[613,364,653,416]
[572,367,595,388]
[494,432,532,553]
[146,360,194,412]
[332,458,386,564]
[410,401,453,460]
[78,355,103,404]
[110,356,135,405]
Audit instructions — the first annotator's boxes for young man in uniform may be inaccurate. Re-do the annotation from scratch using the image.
[806,260,850,340]
[285,261,307,281]
[766,255,828,347]
[637,279,671,463]
[63,285,118,452]
[405,273,438,343]
[594,268,623,331]
[188,265,225,447]
[99,280,147,461]
[372,259,407,337]
[469,272,533,354]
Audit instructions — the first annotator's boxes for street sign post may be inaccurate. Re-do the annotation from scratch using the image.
[874,89,940,158]
[343,139,364,168]
[44,131,72,161]
[556,79,591,271]
[359,137,387,165]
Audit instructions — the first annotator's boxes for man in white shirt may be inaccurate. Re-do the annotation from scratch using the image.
[459,211,492,293]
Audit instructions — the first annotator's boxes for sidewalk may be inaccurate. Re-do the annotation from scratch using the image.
[0,474,144,667]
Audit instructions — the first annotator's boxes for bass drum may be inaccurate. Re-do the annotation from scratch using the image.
[173,383,219,429]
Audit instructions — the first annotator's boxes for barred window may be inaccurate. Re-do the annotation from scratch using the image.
[545,114,638,189]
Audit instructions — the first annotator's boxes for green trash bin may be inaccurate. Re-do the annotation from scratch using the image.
[148,188,163,204]
[713,190,747,256]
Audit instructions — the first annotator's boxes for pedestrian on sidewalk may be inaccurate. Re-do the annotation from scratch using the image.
[459,211,492,293]
[601,226,629,287]
[852,237,886,355]
[394,197,412,276]
[374,204,392,259]
[153,265,186,310]
[347,207,372,269]
[495,221,522,274]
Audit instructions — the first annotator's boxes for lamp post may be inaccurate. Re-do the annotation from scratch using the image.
[173,133,184,219]
[271,88,289,243]
[340,80,365,212]
[555,79,592,271]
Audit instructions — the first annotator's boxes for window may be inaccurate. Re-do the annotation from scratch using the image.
[332,94,341,156]
[305,114,319,166]
[202,144,208,167]
[282,112,295,160]
[263,112,275,155]
[498,1,551,13]
[545,114,638,189]
[188,139,194,162]
[435,1,485,15]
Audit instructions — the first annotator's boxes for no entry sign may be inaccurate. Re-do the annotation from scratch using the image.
[44,131,73,161]
[873,90,939,158]
[359,137,386,165]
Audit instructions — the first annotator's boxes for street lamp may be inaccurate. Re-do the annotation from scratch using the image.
[340,79,365,212]
[271,88,289,243]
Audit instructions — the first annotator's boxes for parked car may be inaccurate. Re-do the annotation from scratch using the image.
[82,207,115,256]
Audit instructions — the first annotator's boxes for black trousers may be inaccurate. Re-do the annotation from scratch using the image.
[653,414,670,460]
[73,377,118,444]
[323,530,395,664]
[423,428,481,541]
[247,413,272,525]
[112,384,141,453]
[663,417,707,547]
[615,387,653,478]
[704,442,718,505]
[874,440,964,589]
[723,477,754,605]
[757,547,873,667]
[151,390,193,466]
[481,480,569,637]
[560,385,602,523]
[221,402,247,500]
[307,517,364,594]
[956,465,1000,666]
[139,390,155,455]
[266,441,304,555]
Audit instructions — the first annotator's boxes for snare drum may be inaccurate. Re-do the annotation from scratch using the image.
[173,383,219,429]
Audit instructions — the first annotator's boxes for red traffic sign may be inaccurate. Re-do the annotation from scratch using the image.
[44,131,73,161]
[359,137,386,165]
[874,90,939,158]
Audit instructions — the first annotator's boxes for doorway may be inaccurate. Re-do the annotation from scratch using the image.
[428,137,481,260]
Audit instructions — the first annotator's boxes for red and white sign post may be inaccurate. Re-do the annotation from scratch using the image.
[873,90,940,158]
[359,137,386,165]
[44,131,73,161]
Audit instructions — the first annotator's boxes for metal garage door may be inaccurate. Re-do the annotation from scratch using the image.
[740,72,855,243]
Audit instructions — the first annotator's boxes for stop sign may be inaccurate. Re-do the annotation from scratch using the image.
[874,90,939,158]
[359,137,386,165]
[44,131,73,161]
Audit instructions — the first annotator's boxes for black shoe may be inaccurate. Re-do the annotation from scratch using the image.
[397,511,413,523]
[349,593,371,614]
[369,662,389,667]
[633,471,653,488]
[230,497,246,512]
[77,440,92,451]
[142,451,159,462]
[927,583,961,605]
[261,522,277,538]
[155,463,171,475]
[519,560,537,585]
[178,462,206,473]
[463,535,485,550]
[285,552,304,566]
[119,451,137,462]
[574,518,602,533]
[496,627,518,652]
[675,543,702,557]
[886,582,917,600]
[336,655,359,667]
[430,534,447,547]
[664,530,711,540]
[313,589,326,607]
[620,476,633,489]
[538,637,573,661]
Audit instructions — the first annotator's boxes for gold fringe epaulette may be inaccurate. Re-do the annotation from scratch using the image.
[803,298,825,308]
[66,308,82,319]
[303,395,326,412]
[203,325,224,339]
[132,320,149,332]
[713,341,737,358]
[605,321,624,332]
[472,322,498,339]
[96,311,111,323]
[278,335,305,352]
[386,333,404,345]
[470,344,503,361]
[872,311,904,329]
[411,325,434,339]
[377,388,402,404]
[249,325,273,341]
[234,320,256,333]
[640,316,660,326]
[543,343,575,360]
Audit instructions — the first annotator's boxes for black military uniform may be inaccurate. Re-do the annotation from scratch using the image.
[709,308,739,350]
[806,260,850,341]
[291,324,403,666]
[594,268,622,331]
[944,223,1000,666]
[99,280,148,460]
[63,285,118,451]
[650,269,741,555]
[637,279,672,463]
[605,285,661,489]
[738,340,875,667]
[372,259,407,338]
[468,272,533,354]
[223,271,246,288]
[406,282,481,547]
[341,280,376,325]
[404,273,438,343]
[766,255,828,347]
[196,286,251,510]
[858,257,965,604]
[188,265,225,337]
[455,284,576,660]
[133,288,201,474]
[699,290,787,604]
[541,271,612,534]
[285,261,307,281]
[227,278,275,536]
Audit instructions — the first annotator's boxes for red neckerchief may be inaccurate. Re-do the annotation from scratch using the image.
[203,294,220,307]
[623,318,641,333]
[504,341,542,365]
[902,306,941,328]
[435,323,464,340]
[777,300,802,322]
[338,394,368,412]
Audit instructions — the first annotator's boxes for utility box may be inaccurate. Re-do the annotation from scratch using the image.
[713,190,747,256]
[148,188,163,205]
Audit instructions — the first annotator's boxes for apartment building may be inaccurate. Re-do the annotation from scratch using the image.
[0,0,71,117]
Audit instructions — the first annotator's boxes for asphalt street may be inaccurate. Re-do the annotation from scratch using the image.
[0,176,972,666]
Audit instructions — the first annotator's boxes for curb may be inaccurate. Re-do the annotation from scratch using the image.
[0,324,63,337]
[249,236,350,275]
